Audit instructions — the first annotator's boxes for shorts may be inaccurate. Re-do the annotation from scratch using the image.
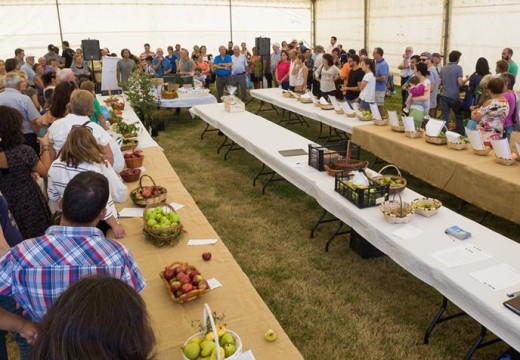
[375,91,385,106]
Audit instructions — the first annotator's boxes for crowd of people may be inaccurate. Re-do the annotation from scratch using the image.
[0,36,518,359]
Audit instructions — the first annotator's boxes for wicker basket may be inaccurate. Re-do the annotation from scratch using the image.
[346,112,356,118]
[495,156,516,166]
[372,164,406,194]
[357,113,373,121]
[120,139,139,152]
[335,108,345,115]
[182,304,243,360]
[425,134,447,145]
[473,147,491,156]
[161,90,178,99]
[391,124,405,132]
[130,175,168,207]
[159,261,208,303]
[282,91,293,98]
[447,142,467,150]
[324,164,349,177]
[143,203,183,247]
[333,159,369,172]
[373,118,389,126]
[299,97,312,104]
[380,196,414,224]
[120,168,141,182]
[320,104,334,110]
[411,197,442,217]
[405,130,423,139]
[124,154,144,169]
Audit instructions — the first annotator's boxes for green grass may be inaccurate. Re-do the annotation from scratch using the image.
[155,87,518,360]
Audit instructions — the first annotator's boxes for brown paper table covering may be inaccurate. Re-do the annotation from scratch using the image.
[113,147,303,360]
[351,124,520,224]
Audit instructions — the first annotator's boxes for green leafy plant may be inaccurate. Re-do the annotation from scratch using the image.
[125,71,158,129]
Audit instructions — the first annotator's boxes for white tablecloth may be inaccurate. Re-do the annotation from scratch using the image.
[250,88,370,135]
[158,94,217,108]
[190,103,520,351]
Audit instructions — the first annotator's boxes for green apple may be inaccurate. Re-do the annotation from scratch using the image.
[220,332,235,346]
[264,329,278,342]
[146,218,157,227]
[224,343,236,358]
[183,342,200,360]
[200,340,216,357]
[170,213,180,223]
[209,346,225,360]
[189,336,203,345]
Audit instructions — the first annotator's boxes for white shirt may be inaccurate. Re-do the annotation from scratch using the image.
[359,72,376,103]
[317,65,340,93]
[289,60,297,86]
[231,54,248,75]
[47,160,116,221]
[49,113,112,154]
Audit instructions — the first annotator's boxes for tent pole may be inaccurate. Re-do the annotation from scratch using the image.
[442,0,451,66]
[55,0,64,44]
[229,0,233,43]
[311,0,316,47]
[363,0,369,50]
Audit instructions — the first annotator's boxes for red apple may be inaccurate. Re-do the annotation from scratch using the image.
[169,281,181,293]
[124,153,132,159]
[163,268,175,281]
[197,280,209,290]
[174,266,187,275]
[192,274,204,286]
[189,270,200,280]
[202,252,212,261]
[181,283,194,293]
[179,275,191,285]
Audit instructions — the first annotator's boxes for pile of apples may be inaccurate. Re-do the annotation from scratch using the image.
[124,150,143,160]
[135,185,166,200]
[183,325,238,360]
[162,263,209,300]
[145,207,179,228]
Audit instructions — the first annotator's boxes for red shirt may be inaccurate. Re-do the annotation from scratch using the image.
[276,61,291,83]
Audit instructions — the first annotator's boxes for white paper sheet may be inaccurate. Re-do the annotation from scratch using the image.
[516,141,520,156]
[343,100,354,113]
[235,350,256,360]
[446,131,463,143]
[402,116,415,132]
[207,278,222,290]
[369,103,382,120]
[319,97,329,105]
[425,118,445,136]
[329,96,341,111]
[119,207,144,217]
[170,202,185,211]
[491,138,512,159]
[466,127,484,150]
[310,93,318,104]
[352,102,360,111]
[432,244,493,268]
[187,239,218,246]
[470,264,520,291]
[392,225,423,240]
[388,110,399,127]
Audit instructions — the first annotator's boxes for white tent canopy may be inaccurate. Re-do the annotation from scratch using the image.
[2,0,520,87]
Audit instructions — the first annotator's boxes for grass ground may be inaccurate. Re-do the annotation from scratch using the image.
[155,87,520,359]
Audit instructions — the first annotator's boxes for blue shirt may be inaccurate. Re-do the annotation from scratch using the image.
[441,62,463,100]
[0,88,40,134]
[152,57,171,78]
[166,54,177,73]
[0,194,22,247]
[375,58,389,92]
[214,54,232,77]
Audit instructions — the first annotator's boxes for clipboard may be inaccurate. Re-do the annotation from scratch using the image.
[278,149,308,157]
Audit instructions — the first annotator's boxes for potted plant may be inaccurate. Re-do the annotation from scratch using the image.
[125,71,159,134]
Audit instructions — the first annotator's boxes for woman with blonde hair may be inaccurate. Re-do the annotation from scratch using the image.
[47,127,125,238]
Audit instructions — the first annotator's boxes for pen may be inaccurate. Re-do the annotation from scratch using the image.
[507,290,520,298]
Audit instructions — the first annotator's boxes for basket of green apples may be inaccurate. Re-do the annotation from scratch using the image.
[356,110,373,121]
[142,203,183,247]
[183,304,242,360]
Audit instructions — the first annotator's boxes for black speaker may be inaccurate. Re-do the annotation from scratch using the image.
[82,39,100,60]
[255,37,270,57]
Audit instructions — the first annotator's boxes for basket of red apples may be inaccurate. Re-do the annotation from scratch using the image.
[160,261,210,303]
[130,175,167,207]
[124,149,144,168]
[120,168,141,183]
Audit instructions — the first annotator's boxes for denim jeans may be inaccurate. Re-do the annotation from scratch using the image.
[440,95,463,134]
[0,296,30,360]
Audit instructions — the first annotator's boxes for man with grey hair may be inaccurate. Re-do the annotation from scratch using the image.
[397,46,413,109]
[231,45,248,100]
[0,72,41,153]
[312,45,325,96]
[58,68,76,83]
[20,54,36,86]
[212,45,232,101]
[269,42,281,88]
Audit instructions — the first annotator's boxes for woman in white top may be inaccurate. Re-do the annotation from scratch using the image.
[291,54,308,93]
[48,89,113,166]
[358,58,376,110]
[47,127,125,238]
[315,53,340,99]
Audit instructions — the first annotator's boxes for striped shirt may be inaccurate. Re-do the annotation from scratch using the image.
[0,226,145,321]
[47,160,116,221]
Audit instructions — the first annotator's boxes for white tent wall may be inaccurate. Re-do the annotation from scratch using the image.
[0,0,311,60]
[315,0,520,89]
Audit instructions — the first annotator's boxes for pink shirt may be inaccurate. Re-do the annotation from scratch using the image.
[276,61,291,83]
[503,90,516,128]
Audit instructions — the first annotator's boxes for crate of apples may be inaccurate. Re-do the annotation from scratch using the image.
[160,261,210,303]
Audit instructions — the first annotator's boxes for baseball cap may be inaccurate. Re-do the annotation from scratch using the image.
[25,54,35,58]
[420,52,432,59]
[432,52,443,58]
[272,42,280,48]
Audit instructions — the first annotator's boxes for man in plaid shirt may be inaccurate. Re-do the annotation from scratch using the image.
[0,171,145,347]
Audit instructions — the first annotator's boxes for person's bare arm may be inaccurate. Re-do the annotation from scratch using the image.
[0,309,38,344]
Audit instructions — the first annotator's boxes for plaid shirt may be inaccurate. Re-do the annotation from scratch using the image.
[0,226,145,321]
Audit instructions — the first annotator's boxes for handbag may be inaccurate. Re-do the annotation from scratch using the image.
[100,160,128,203]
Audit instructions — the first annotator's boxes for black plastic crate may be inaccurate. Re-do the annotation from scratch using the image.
[308,140,361,171]
[334,171,389,208]
[350,230,385,259]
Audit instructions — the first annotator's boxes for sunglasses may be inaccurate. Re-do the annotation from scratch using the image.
[420,58,428,62]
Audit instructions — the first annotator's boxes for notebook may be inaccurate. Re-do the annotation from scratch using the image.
[278,149,307,157]
[504,295,520,316]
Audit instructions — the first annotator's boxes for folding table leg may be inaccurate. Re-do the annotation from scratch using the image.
[423,296,466,344]
[325,222,351,252]
[463,325,502,360]
[200,123,218,140]
[310,210,341,239]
